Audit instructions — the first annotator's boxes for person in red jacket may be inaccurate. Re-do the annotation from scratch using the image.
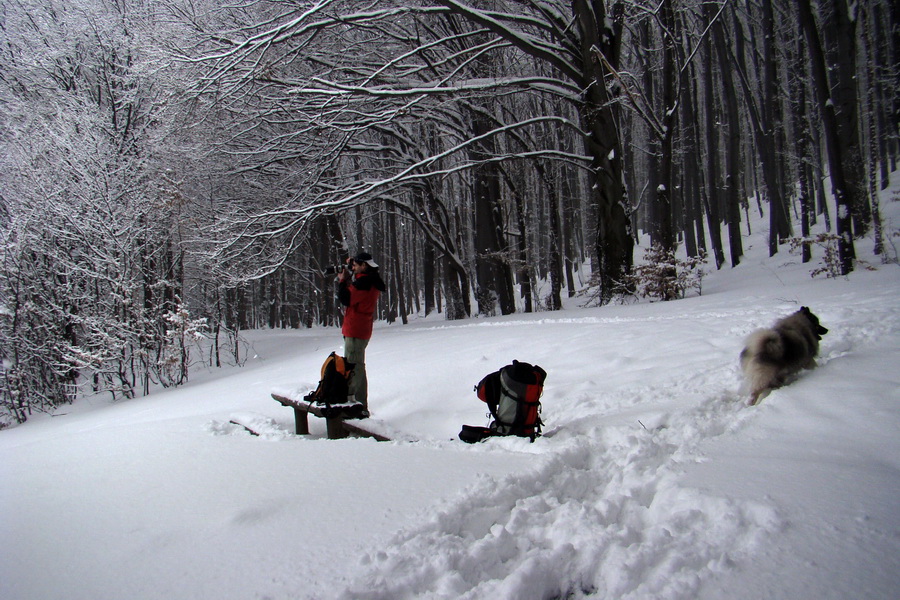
[337,252,386,413]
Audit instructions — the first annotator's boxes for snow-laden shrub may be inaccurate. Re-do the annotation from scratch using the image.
[625,244,708,301]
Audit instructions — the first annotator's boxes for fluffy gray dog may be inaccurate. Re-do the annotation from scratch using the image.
[740,307,829,405]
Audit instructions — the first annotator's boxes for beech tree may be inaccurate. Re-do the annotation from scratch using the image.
[181,0,633,309]
[797,0,858,274]
[0,0,222,422]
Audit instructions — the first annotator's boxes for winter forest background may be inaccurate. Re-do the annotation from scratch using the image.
[0,0,897,426]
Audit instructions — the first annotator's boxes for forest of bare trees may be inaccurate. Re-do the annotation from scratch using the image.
[1,0,897,423]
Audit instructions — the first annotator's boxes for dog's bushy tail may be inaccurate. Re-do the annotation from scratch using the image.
[740,329,785,404]
[743,329,784,363]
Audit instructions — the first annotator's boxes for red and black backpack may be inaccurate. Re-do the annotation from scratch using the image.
[460,360,547,443]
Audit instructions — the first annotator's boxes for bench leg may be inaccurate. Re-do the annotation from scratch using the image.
[293,407,309,435]
[326,418,347,440]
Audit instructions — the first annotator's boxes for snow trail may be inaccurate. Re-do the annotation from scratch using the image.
[340,389,778,599]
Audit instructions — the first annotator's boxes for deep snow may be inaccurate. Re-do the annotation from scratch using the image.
[2,182,899,600]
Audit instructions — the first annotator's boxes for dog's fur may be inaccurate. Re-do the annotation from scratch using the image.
[740,307,829,405]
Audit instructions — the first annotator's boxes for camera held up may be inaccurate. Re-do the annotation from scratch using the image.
[323,261,351,275]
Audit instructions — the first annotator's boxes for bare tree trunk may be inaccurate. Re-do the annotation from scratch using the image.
[861,1,887,255]
[798,0,856,274]
[576,0,633,303]
[821,0,871,236]
[653,0,678,263]
[561,170,579,298]
[701,11,726,269]
[442,254,469,321]
[423,241,436,317]
[499,167,534,313]
[471,114,516,316]
[790,29,814,263]
[760,0,792,255]
[542,165,564,311]
[388,210,408,325]
[711,5,744,267]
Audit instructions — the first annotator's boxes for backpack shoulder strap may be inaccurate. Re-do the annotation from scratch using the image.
[475,371,503,422]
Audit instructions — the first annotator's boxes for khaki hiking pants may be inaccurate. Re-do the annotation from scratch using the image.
[343,336,370,409]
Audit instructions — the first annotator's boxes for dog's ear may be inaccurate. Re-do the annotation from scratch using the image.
[800,306,810,315]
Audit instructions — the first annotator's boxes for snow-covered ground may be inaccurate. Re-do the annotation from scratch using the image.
[3,181,899,600]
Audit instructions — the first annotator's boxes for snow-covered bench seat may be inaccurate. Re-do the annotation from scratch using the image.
[271,393,390,441]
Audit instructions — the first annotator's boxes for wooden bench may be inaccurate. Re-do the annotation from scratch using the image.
[271,393,390,441]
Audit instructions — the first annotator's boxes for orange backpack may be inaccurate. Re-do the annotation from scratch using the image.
[304,352,353,406]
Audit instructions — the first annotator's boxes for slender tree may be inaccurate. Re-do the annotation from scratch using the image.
[797,0,856,274]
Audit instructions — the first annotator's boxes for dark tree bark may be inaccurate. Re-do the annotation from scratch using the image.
[653,0,678,261]
[821,0,871,235]
[760,0,792,255]
[701,8,726,269]
[711,6,744,267]
[789,29,814,263]
[499,167,534,313]
[423,240,436,317]
[798,0,856,274]
[471,112,516,316]
[574,0,634,303]
[539,164,564,311]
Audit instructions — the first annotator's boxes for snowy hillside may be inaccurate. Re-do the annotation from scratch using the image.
[2,183,899,600]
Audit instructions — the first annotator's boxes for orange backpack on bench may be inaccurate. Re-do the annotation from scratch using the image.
[304,352,352,404]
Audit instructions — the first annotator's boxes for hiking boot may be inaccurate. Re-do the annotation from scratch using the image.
[340,403,368,420]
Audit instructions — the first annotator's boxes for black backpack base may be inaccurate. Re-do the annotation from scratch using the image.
[316,400,369,420]
[458,424,494,444]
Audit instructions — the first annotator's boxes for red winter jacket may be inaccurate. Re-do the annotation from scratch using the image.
[339,271,385,340]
